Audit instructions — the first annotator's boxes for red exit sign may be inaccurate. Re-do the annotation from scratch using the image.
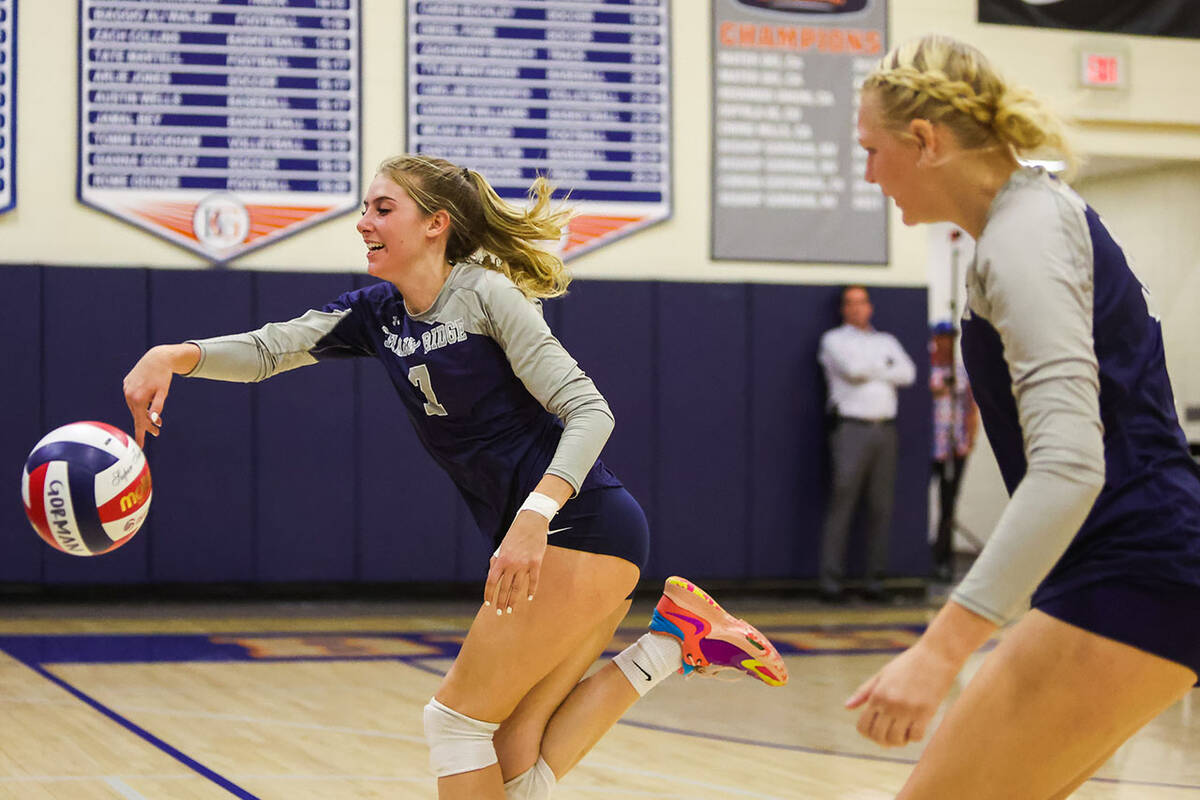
[1079,49,1127,89]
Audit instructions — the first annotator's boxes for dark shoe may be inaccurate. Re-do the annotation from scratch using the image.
[818,587,847,604]
[861,586,893,604]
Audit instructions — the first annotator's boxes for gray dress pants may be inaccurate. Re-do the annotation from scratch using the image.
[819,418,898,594]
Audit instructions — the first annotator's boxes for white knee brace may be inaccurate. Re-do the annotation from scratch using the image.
[422,697,500,778]
[503,756,557,800]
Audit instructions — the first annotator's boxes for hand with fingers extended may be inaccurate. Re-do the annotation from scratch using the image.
[485,510,549,617]
[845,640,962,748]
[122,343,200,448]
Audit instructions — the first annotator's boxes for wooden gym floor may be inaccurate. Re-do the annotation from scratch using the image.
[0,591,1197,799]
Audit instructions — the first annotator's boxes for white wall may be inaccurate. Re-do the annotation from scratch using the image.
[6,1,1200,287]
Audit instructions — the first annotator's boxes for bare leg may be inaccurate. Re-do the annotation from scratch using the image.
[538,660,640,776]
[492,600,634,780]
[502,574,789,784]
[1044,743,1121,800]
[434,546,639,800]
[897,610,1196,799]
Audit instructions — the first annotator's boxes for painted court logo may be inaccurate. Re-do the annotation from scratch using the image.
[192,193,250,251]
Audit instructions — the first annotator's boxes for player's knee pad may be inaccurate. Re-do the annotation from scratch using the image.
[422,697,500,778]
[503,755,557,800]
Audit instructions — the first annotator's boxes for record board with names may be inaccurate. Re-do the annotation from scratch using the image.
[79,0,361,263]
[408,0,671,259]
[0,0,14,214]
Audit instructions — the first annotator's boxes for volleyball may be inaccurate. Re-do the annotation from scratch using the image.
[21,421,152,557]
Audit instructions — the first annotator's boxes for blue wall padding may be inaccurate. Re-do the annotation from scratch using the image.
[550,281,657,563]
[0,265,930,587]
[251,272,358,582]
[653,283,751,580]
[870,286,935,577]
[147,269,256,583]
[40,267,150,584]
[747,283,837,578]
[1,266,46,582]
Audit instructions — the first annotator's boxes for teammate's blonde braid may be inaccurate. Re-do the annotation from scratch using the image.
[864,35,1076,172]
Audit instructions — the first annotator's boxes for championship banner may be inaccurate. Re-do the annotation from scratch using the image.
[78,0,361,264]
[711,0,887,264]
[407,0,671,259]
[979,0,1200,40]
[0,0,14,215]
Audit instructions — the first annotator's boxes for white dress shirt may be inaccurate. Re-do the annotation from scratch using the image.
[818,323,916,420]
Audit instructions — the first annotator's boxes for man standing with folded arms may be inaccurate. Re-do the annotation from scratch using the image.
[817,285,916,602]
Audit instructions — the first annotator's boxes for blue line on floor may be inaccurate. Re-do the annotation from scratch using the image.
[28,664,260,800]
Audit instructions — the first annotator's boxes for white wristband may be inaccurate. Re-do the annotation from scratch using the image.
[519,492,560,522]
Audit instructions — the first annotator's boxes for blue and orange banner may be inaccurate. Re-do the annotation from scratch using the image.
[0,0,14,215]
[406,0,672,260]
[77,0,361,264]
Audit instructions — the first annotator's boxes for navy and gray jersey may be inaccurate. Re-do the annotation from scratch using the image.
[185,261,621,542]
[957,167,1200,623]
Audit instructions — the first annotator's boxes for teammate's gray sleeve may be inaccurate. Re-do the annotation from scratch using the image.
[951,185,1106,624]
[481,279,614,495]
[184,309,350,382]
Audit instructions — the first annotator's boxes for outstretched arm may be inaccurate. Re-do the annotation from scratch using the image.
[123,343,201,447]
[122,298,367,448]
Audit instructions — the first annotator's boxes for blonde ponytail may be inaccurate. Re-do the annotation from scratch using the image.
[376,155,573,300]
[466,171,573,299]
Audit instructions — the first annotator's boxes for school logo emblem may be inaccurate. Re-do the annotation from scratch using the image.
[192,193,250,251]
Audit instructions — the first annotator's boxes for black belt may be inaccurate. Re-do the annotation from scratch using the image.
[839,416,895,426]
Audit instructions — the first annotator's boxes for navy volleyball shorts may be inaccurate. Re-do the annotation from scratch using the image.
[543,486,649,571]
[1036,578,1200,682]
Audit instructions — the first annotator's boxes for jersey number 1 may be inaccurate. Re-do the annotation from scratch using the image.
[408,364,448,416]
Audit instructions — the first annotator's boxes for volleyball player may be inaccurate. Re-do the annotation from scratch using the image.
[846,34,1200,798]
[122,155,787,800]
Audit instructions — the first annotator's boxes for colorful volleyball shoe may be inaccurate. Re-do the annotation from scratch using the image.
[649,576,788,686]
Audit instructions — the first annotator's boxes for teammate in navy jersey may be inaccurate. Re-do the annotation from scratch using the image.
[846,35,1200,797]
[122,155,787,800]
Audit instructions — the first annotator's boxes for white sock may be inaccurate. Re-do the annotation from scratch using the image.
[612,633,683,696]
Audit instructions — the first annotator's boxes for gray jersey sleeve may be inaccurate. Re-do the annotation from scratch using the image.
[185,309,349,382]
[480,277,614,495]
[952,179,1106,624]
